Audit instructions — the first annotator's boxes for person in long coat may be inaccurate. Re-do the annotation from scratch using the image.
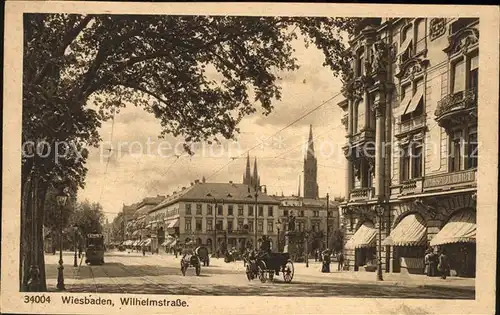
[438,249,450,279]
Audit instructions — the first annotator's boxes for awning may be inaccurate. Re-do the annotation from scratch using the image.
[167,219,179,228]
[142,238,152,246]
[344,221,377,249]
[404,87,423,115]
[430,210,476,246]
[382,213,427,246]
[395,93,412,116]
[161,239,173,246]
[168,239,177,248]
[133,240,141,246]
[132,230,140,236]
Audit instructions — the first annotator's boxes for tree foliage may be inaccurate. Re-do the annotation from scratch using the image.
[70,200,105,235]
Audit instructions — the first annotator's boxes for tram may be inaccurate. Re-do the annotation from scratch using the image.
[85,233,105,265]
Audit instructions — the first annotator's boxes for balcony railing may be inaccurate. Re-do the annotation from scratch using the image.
[435,89,477,128]
[349,187,374,202]
[397,115,426,135]
[399,178,423,195]
[423,168,477,191]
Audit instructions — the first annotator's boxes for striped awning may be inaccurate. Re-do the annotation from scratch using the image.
[132,230,140,236]
[430,210,476,246]
[345,222,377,249]
[167,219,179,228]
[133,240,141,246]
[142,238,152,246]
[382,214,427,246]
[169,239,177,248]
[162,237,174,247]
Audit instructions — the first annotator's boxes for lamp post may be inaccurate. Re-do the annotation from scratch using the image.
[252,184,267,250]
[325,193,329,251]
[305,230,309,268]
[375,205,385,281]
[276,220,281,252]
[73,224,78,267]
[56,188,69,291]
[206,193,224,256]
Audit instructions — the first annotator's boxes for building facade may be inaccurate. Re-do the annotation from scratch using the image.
[148,180,281,253]
[338,18,477,276]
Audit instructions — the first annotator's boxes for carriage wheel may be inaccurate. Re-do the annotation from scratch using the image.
[283,260,294,283]
[258,261,267,283]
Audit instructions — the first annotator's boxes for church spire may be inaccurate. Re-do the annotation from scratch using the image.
[243,153,252,185]
[306,124,315,158]
[298,174,301,197]
[253,157,260,187]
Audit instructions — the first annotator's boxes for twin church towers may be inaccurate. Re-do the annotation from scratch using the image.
[242,125,319,199]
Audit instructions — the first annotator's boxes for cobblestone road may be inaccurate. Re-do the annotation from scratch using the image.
[44,251,475,299]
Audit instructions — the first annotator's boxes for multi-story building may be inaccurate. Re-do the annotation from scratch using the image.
[149,179,281,253]
[338,18,477,276]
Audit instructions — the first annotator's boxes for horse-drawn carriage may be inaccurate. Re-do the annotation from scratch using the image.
[180,241,202,276]
[195,246,210,266]
[245,251,294,283]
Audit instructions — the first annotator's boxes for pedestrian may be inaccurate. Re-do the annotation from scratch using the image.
[424,249,432,276]
[142,246,146,256]
[438,249,450,279]
[337,251,344,271]
[429,249,438,277]
[321,249,331,273]
[314,249,318,262]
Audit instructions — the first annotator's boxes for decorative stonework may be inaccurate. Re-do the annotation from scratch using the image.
[341,76,373,101]
[435,88,478,128]
[369,40,389,76]
[443,27,479,56]
[395,57,429,81]
[429,18,447,41]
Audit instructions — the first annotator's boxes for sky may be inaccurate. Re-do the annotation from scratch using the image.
[78,39,348,222]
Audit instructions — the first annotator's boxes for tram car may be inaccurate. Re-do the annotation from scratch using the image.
[85,233,105,265]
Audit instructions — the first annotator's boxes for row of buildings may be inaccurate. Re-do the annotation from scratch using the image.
[338,17,477,277]
[112,127,341,255]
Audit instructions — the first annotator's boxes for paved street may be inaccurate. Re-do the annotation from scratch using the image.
[44,251,474,299]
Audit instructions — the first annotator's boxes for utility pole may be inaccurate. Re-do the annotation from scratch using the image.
[254,185,258,250]
[326,193,329,251]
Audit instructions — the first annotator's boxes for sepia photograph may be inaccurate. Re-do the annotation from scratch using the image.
[2,2,499,315]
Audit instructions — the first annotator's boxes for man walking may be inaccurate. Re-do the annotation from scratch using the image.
[438,249,450,279]
[337,251,345,271]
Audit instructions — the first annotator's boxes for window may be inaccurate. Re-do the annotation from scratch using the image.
[299,210,305,217]
[412,143,423,178]
[195,219,202,231]
[298,221,305,232]
[452,59,466,93]
[356,100,365,133]
[313,211,319,217]
[227,220,233,232]
[267,220,274,233]
[415,19,426,53]
[216,219,223,231]
[206,219,213,231]
[238,205,244,216]
[248,220,254,232]
[217,205,223,216]
[467,126,478,169]
[268,206,274,217]
[185,218,192,231]
[401,145,411,181]
[450,130,464,172]
[400,79,424,122]
[196,204,202,215]
[400,24,414,62]
[228,205,234,216]
[248,206,254,217]
[469,54,479,90]
[237,220,244,231]
[185,204,192,215]
[258,206,264,217]
[258,221,264,232]
[207,204,213,216]
[356,47,365,77]
[283,210,289,217]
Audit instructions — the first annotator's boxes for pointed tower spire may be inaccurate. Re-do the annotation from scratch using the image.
[243,153,252,185]
[298,174,301,197]
[253,157,259,187]
[306,124,315,158]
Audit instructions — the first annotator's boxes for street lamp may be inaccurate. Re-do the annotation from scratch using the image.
[375,205,385,281]
[251,184,267,251]
[305,230,309,268]
[206,193,223,257]
[73,224,78,267]
[56,188,69,291]
[276,220,281,252]
[325,193,330,251]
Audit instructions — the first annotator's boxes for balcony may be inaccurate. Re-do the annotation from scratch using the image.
[399,178,423,195]
[351,128,375,146]
[349,187,375,202]
[396,115,426,137]
[423,168,477,192]
[435,89,477,129]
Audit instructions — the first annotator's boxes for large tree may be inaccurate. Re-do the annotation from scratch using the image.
[21,14,357,291]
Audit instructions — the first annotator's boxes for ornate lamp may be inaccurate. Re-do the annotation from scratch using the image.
[56,188,69,290]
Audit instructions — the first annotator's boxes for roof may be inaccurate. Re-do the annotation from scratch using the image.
[274,196,339,208]
[133,195,166,218]
[152,182,280,212]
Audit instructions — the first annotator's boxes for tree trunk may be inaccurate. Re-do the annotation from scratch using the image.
[20,176,33,292]
[36,181,49,291]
